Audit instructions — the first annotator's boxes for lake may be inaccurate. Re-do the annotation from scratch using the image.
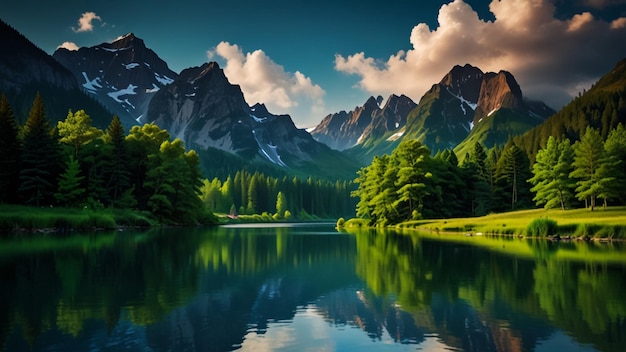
[1,223,624,351]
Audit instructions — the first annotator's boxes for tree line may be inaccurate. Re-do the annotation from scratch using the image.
[352,124,626,226]
[199,172,355,219]
[0,93,354,224]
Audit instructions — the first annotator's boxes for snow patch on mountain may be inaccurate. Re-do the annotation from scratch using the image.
[101,46,131,53]
[123,63,140,70]
[252,130,287,167]
[146,84,160,93]
[81,72,102,91]
[446,87,477,110]
[251,114,266,123]
[155,73,174,85]
[108,84,138,103]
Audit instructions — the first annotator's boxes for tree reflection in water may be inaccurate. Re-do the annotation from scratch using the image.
[0,225,624,351]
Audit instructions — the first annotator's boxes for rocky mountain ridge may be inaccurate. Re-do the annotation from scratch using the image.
[145,62,361,177]
[53,33,178,127]
[343,63,554,163]
[310,94,416,151]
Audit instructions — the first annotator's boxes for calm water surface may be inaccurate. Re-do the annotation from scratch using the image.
[1,223,624,351]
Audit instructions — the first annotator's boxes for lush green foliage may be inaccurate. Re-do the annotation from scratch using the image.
[0,93,215,226]
[525,218,558,237]
[529,136,575,209]
[199,171,355,219]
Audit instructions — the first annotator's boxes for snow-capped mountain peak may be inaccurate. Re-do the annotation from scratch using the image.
[53,33,178,127]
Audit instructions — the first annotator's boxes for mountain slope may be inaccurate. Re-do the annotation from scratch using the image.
[53,33,177,127]
[145,62,362,180]
[0,19,113,127]
[513,57,626,161]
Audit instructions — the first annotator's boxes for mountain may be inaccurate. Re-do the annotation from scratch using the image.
[513,57,626,161]
[346,64,554,163]
[53,33,177,127]
[145,62,362,180]
[0,19,113,127]
[310,94,416,151]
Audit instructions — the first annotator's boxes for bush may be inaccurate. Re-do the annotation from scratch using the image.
[336,217,345,227]
[526,218,558,237]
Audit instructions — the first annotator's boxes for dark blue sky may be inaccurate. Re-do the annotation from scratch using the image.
[2,0,626,127]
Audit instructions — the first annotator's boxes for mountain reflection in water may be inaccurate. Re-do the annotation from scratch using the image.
[0,223,624,351]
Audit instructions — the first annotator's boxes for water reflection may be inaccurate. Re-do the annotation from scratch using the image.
[0,225,624,351]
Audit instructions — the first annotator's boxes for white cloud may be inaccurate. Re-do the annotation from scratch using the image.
[335,0,626,110]
[208,42,325,126]
[72,12,102,33]
[57,41,79,51]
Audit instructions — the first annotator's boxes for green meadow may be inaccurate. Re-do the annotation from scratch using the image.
[345,206,626,240]
[0,204,156,234]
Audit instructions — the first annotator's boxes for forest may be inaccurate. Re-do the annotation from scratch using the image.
[0,92,354,226]
[352,125,626,227]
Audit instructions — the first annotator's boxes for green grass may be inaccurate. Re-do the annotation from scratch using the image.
[0,204,157,234]
[396,206,626,239]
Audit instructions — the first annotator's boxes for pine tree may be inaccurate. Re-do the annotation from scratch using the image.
[55,156,86,207]
[275,191,287,218]
[529,136,575,210]
[103,115,130,207]
[18,93,61,206]
[0,93,22,203]
[603,123,626,204]
[495,143,531,210]
[570,127,610,210]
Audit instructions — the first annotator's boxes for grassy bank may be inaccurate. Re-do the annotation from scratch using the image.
[344,206,626,239]
[0,204,158,234]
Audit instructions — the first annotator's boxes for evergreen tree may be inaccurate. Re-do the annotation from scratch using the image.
[103,115,130,207]
[55,155,85,207]
[275,191,287,218]
[0,93,21,203]
[570,127,611,210]
[392,140,432,221]
[603,123,626,204]
[462,143,492,216]
[529,136,575,210]
[495,143,532,210]
[18,93,61,206]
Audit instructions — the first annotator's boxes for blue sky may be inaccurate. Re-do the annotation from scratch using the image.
[2,0,626,127]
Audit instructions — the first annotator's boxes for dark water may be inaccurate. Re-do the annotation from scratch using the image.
[0,223,625,352]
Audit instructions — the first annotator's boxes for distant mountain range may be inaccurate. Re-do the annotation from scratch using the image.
[2,19,625,180]
[323,64,555,163]
[310,94,417,151]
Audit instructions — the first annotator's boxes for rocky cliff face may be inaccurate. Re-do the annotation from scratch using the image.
[146,62,349,169]
[474,70,525,123]
[147,62,255,156]
[310,94,416,150]
[53,33,177,127]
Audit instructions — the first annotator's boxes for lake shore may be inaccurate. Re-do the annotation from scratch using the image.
[342,206,626,240]
[0,204,220,235]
